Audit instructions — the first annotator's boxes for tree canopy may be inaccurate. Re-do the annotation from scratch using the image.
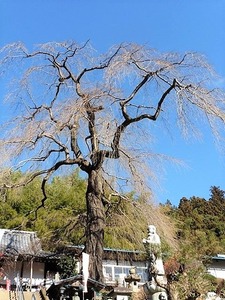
[1,41,225,281]
[161,186,225,299]
[172,186,225,257]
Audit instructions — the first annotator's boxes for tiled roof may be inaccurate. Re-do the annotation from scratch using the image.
[0,229,43,257]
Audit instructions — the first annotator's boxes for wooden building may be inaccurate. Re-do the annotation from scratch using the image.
[0,229,53,291]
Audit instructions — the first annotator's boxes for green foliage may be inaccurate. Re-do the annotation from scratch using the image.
[56,255,78,279]
[164,186,225,258]
[41,170,87,249]
[0,171,42,229]
[161,186,225,298]
[0,170,87,249]
[169,260,215,300]
[0,169,175,256]
[104,195,148,249]
[0,170,172,253]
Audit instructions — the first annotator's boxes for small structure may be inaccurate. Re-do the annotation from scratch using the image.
[124,267,140,291]
[106,267,141,300]
[207,254,225,279]
[143,225,168,300]
[206,291,221,300]
[106,286,132,300]
[46,274,106,300]
[0,229,50,291]
[72,291,80,300]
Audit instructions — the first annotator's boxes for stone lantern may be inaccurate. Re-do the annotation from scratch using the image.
[124,267,140,292]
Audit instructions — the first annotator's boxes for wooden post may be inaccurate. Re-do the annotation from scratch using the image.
[30,259,33,291]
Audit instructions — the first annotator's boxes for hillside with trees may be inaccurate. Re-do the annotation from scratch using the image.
[0,170,175,253]
[1,171,225,262]
[163,186,225,258]
[158,186,225,299]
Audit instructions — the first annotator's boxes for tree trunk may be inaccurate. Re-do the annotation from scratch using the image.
[84,169,105,282]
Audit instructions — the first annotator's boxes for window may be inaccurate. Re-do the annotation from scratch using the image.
[114,266,123,279]
[103,264,147,283]
[103,266,113,281]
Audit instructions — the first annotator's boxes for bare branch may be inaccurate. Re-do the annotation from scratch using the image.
[1,41,225,281]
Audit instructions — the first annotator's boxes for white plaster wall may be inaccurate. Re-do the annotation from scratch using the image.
[22,261,45,286]
[207,260,225,279]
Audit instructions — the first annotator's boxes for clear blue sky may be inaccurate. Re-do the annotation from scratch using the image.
[1,0,225,206]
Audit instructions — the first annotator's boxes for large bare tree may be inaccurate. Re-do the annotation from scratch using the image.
[0,41,225,281]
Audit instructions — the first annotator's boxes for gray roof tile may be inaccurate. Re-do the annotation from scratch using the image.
[0,229,42,256]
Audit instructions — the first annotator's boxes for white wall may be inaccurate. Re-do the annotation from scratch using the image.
[22,261,45,286]
[0,260,45,287]
[207,259,225,279]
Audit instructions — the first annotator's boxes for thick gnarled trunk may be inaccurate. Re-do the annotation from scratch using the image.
[84,169,105,282]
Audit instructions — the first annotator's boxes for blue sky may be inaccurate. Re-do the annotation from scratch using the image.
[1,0,225,206]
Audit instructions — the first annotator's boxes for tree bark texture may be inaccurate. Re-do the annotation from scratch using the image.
[84,169,105,282]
